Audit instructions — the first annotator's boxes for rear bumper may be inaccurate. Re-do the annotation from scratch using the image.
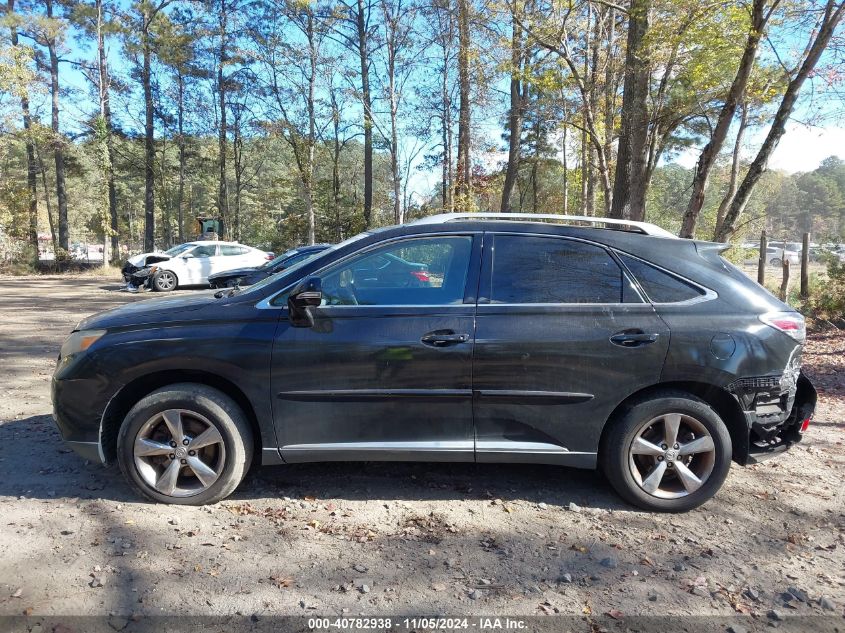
[746,372,817,463]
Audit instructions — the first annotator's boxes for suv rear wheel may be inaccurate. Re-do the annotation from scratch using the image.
[117,383,253,505]
[601,391,732,512]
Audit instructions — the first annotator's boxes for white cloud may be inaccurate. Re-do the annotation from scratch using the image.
[672,122,845,174]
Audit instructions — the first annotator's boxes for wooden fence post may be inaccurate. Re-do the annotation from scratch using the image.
[779,258,790,301]
[800,232,810,299]
[757,229,767,286]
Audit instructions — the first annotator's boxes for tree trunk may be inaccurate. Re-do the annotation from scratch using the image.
[306,11,317,244]
[142,13,155,251]
[95,0,118,262]
[356,0,373,227]
[45,0,68,251]
[500,1,525,212]
[454,0,471,211]
[218,0,230,239]
[35,142,58,255]
[715,0,845,242]
[609,0,650,221]
[680,0,770,238]
[714,101,748,234]
[7,0,39,250]
[176,72,186,243]
[441,41,452,212]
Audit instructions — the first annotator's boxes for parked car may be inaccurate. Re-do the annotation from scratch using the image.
[208,244,331,289]
[766,246,800,266]
[53,213,816,512]
[122,241,270,291]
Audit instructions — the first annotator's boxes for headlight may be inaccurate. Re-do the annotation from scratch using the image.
[60,329,106,360]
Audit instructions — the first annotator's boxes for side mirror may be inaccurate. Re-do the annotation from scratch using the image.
[287,277,322,327]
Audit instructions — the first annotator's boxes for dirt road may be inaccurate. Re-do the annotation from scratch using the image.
[1,276,843,627]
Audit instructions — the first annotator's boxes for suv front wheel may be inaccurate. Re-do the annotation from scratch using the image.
[601,391,732,512]
[117,383,253,505]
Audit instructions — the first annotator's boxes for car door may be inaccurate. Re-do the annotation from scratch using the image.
[472,232,670,467]
[179,244,218,284]
[270,233,481,463]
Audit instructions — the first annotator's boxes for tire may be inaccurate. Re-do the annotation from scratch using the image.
[117,383,254,505]
[601,390,732,512]
[769,258,781,266]
[152,269,178,292]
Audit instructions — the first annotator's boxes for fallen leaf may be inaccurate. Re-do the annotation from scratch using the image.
[271,575,294,588]
[608,609,624,620]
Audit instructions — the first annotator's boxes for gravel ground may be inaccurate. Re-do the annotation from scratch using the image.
[0,275,843,628]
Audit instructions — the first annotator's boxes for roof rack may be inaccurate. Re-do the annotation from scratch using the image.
[410,213,678,239]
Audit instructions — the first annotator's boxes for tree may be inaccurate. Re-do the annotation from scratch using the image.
[609,0,650,221]
[454,0,472,210]
[679,0,778,238]
[128,0,174,251]
[3,0,38,250]
[500,0,531,212]
[715,0,845,241]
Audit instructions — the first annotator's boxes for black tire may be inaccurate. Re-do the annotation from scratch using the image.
[601,390,732,512]
[769,258,781,266]
[117,383,253,505]
[152,269,178,292]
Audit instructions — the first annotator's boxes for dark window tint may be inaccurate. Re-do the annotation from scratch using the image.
[320,236,473,306]
[491,236,622,304]
[618,254,704,303]
[191,245,217,258]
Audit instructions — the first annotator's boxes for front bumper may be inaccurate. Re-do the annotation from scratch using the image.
[746,372,817,463]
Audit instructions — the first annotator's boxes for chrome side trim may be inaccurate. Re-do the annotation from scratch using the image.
[476,440,581,454]
[278,389,472,401]
[282,440,474,452]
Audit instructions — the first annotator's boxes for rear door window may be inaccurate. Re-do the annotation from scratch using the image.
[491,235,623,304]
[618,254,704,303]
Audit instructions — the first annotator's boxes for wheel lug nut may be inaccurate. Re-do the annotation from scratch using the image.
[673,443,679,449]
[180,458,187,464]
[661,444,668,450]
[657,456,664,461]
[170,441,177,448]
[188,450,196,456]
[182,439,189,446]
[169,453,175,459]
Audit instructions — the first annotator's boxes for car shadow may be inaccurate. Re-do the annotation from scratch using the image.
[1,415,627,511]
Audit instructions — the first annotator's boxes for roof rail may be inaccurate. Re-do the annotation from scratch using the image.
[410,212,678,239]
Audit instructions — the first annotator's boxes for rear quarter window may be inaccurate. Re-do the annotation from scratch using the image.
[618,254,705,303]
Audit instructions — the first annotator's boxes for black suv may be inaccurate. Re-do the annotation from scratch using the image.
[52,214,816,512]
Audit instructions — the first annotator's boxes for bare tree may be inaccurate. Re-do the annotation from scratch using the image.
[715,0,845,242]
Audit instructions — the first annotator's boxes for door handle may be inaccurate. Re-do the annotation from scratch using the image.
[421,330,470,347]
[610,330,659,348]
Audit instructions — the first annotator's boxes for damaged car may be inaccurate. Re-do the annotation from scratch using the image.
[55,213,816,511]
[121,241,270,291]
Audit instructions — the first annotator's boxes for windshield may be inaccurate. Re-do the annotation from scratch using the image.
[164,243,195,256]
[240,231,381,298]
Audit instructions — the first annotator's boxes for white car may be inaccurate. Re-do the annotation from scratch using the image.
[129,241,270,291]
[766,246,800,267]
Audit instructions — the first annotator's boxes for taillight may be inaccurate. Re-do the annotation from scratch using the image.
[759,311,806,342]
[800,416,811,433]
[411,270,430,283]
[266,254,275,260]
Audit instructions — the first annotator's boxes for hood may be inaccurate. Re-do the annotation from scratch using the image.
[127,251,169,267]
[77,291,220,331]
[208,266,260,280]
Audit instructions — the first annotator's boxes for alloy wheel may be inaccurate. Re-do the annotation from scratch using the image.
[156,271,176,290]
[628,413,716,499]
[133,409,226,497]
